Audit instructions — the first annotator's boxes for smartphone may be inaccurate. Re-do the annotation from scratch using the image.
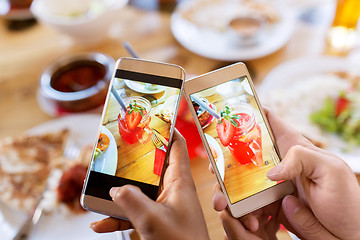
[184,62,293,218]
[81,57,185,219]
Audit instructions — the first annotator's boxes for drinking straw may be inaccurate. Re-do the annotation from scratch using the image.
[191,95,220,119]
[111,86,127,112]
[123,41,140,58]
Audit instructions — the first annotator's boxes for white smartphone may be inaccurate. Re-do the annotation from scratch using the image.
[184,62,294,218]
[81,58,185,219]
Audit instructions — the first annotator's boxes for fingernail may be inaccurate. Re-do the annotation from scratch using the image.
[109,187,119,199]
[267,164,284,178]
[89,221,98,229]
[284,196,301,215]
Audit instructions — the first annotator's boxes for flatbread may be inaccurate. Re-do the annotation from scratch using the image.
[0,129,68,213]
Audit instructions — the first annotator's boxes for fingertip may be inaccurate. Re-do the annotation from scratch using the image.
[283,195,301,215]
[213,192,227,212]
[267,164,285,180]
[208,163,214,174]
[110,185,140,204]
[90,217,132,233]
[243,216,259,232]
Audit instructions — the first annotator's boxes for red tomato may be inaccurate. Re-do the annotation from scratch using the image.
[335,97,350,117]
[216,120,235,146]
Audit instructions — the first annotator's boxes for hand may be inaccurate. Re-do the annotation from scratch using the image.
[90,130,210,240]
[212,109,360,239]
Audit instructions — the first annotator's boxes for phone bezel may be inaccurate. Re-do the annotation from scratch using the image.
[81,57,185,220]
[184,62,293,218]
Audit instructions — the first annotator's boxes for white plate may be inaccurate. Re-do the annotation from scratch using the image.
[205,133,224,181]
[257,57,360,173]
[93,126,117,176]
[171,0,296,61]
[0,114,121,240]
[124,80,166,94]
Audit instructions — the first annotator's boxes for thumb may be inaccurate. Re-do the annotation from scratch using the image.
[267,145,323,182]
[282,195,337,239]
[110,185,158,229]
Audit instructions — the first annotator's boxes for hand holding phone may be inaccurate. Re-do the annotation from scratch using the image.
[81,58,185,219]
[213,108,360,240]
[184,62,294,218]
[90,131,210,240]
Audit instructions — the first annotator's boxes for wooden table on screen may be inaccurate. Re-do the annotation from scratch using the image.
[0,2,358,240]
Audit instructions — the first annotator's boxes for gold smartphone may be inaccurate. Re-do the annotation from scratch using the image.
[81,58,185,219]
[184,62,293,218]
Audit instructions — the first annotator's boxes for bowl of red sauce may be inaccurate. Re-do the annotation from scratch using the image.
[38,52,115,116]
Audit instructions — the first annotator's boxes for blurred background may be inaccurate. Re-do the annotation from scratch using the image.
[1,0,360,239]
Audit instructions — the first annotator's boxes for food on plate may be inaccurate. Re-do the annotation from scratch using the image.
[229,16,263,36]
[310,85,360,145]
[210,145,218,162]
[94,132,110,158]
[144,83,159,91]
[181,0,279,32]
[155,95,178,125]
[41,145,92,214]
[155,112,172,124]
[261,71,358,149]
[0,129,68,213]
[57,164,87,212]
[192,98,215,128]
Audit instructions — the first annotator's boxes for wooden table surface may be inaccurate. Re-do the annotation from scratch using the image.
[0,1,357,239]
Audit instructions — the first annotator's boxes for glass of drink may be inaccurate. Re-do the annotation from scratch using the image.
[216,103,262,166]
[117,96,152,145]
[326,0,360,54]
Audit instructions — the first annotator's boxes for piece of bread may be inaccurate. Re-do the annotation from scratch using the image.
[0,129,68,213]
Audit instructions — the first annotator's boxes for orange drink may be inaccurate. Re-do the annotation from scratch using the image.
[326,0,360,53]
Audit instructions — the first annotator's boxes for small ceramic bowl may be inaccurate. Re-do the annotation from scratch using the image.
[38,52,115,116]
[30,0,128,45]
[227,16,267,46]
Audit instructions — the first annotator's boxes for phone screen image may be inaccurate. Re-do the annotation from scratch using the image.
[84,69,181,201]
[190,76,282,204]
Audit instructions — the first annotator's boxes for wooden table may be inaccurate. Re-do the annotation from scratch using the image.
[0,2,356,239]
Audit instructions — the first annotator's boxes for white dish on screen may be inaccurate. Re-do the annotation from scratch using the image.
[0,114,122,240]
[205,133,224,181]
[171,0,296,61]
[257,57,360,173]
[93,125,117,176]
[124,80,166,94]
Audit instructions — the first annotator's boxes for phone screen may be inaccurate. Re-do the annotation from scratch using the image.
[190,76,282,204]
[84,69,182,201]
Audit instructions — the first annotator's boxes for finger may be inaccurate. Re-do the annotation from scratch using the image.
[282,195,337,240]
[265,109,314,158]
[90,217,132,233]
[212,184,259,232]
[219,210,259,240]
[239,214,259,232]
[212,183,227,212]
[165,129,193,183]
[110,185,158,230]
[267,145,324,182]
[209,163,214,174]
